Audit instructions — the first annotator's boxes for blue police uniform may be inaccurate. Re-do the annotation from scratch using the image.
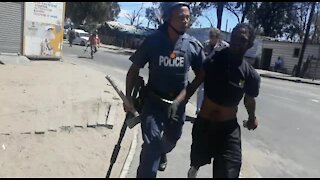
[129,24,205,178]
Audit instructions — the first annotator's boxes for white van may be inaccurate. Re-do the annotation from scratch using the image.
[72,29,90,46]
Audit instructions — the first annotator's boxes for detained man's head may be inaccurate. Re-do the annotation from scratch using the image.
[229,23,255,56]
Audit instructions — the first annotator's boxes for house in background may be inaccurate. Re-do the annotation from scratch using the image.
[258,38,319,76]
[97,21,155,49]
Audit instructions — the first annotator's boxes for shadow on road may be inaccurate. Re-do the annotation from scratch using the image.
[77,56,92,59]
[103,50,133,56]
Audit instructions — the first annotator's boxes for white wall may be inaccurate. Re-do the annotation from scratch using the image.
[262,41,320,74]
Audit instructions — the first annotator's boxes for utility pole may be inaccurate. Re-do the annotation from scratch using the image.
[295,2,316,77]
[225,19,228,32]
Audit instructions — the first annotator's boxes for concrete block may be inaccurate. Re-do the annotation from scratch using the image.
[72,101,89,128]
[0,55,30,65]
[61,102,73,128]
[35,108,47,134]
[0,110,36,135]
[97,102,110,126]
[106,103,118,129]
[86,100,99,127]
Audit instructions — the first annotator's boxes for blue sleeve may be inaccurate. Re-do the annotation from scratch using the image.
[203,57,211,73]
[191,44,206,73]
[245,69,261,97]
[129,37,150,68]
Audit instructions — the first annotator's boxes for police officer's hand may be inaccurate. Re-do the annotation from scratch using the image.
[244,116,258,131]
[123,96,134,113]
[168,100,180,122]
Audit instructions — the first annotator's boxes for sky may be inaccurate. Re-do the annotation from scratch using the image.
[117,2,239,32]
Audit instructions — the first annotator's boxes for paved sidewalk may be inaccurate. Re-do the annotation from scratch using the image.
[0,58,135,177]
[62,39,136,56]
[257,69,320,86]
[99,44,135,55]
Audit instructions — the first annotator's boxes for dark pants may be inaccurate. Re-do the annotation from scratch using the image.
[90,45,97,57]
[137,92,186,178]
[190,116,242,178]
[68,39,73,47]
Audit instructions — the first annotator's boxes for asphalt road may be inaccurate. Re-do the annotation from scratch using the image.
[62,44,320,178]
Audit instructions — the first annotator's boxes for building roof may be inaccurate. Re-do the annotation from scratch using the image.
[103,21,155,36]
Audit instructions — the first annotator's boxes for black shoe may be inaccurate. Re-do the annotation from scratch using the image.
[158,154,167,171]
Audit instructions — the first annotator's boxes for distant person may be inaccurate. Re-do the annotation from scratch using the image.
[301,56,312,77]
[274,56,284,72]
[68,28,75,47]
[88,31,100,59]
[196,28,229,115]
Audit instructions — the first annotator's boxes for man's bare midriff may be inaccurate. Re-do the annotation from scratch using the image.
[198,95,238,122]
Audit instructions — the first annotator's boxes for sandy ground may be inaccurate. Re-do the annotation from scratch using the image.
[0,126,132,177]
[0,61,133,177]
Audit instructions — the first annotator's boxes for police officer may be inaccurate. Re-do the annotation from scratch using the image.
[124,2,205,178]
[185,23,260,178]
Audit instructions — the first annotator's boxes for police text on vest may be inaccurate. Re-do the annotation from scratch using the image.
[159,56,184,67]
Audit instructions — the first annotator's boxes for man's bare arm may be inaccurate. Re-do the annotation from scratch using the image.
[244,94,256,119]
[244,94,258,130]
[174,88,186,103]
[185,69,205,103]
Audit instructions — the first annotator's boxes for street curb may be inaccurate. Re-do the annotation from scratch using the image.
[99,45,135,56]
[120,126,139,178]
[260,74,320,86]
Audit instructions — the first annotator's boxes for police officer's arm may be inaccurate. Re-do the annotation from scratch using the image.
[126,64,140,100]
[185,41,207,103]
[125,38,150,110]
[244,69,261,130]
[185,68,205,103]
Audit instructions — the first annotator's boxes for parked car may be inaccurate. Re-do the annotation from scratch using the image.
[72,29,90,46]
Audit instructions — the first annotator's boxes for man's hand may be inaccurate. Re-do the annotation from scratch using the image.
[168,100,179,122]
[244,116,258,131]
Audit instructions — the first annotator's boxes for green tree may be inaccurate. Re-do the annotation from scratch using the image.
[145,7,158,28]
[311,3,320,44]
[225,2,253,23]
[145,2,162,28]
[144,2,212,27]
[66,2,120,27]
[247,2,297,37]
[246,2,320,41]
[124,3,144,26]
[285,2,313,41]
